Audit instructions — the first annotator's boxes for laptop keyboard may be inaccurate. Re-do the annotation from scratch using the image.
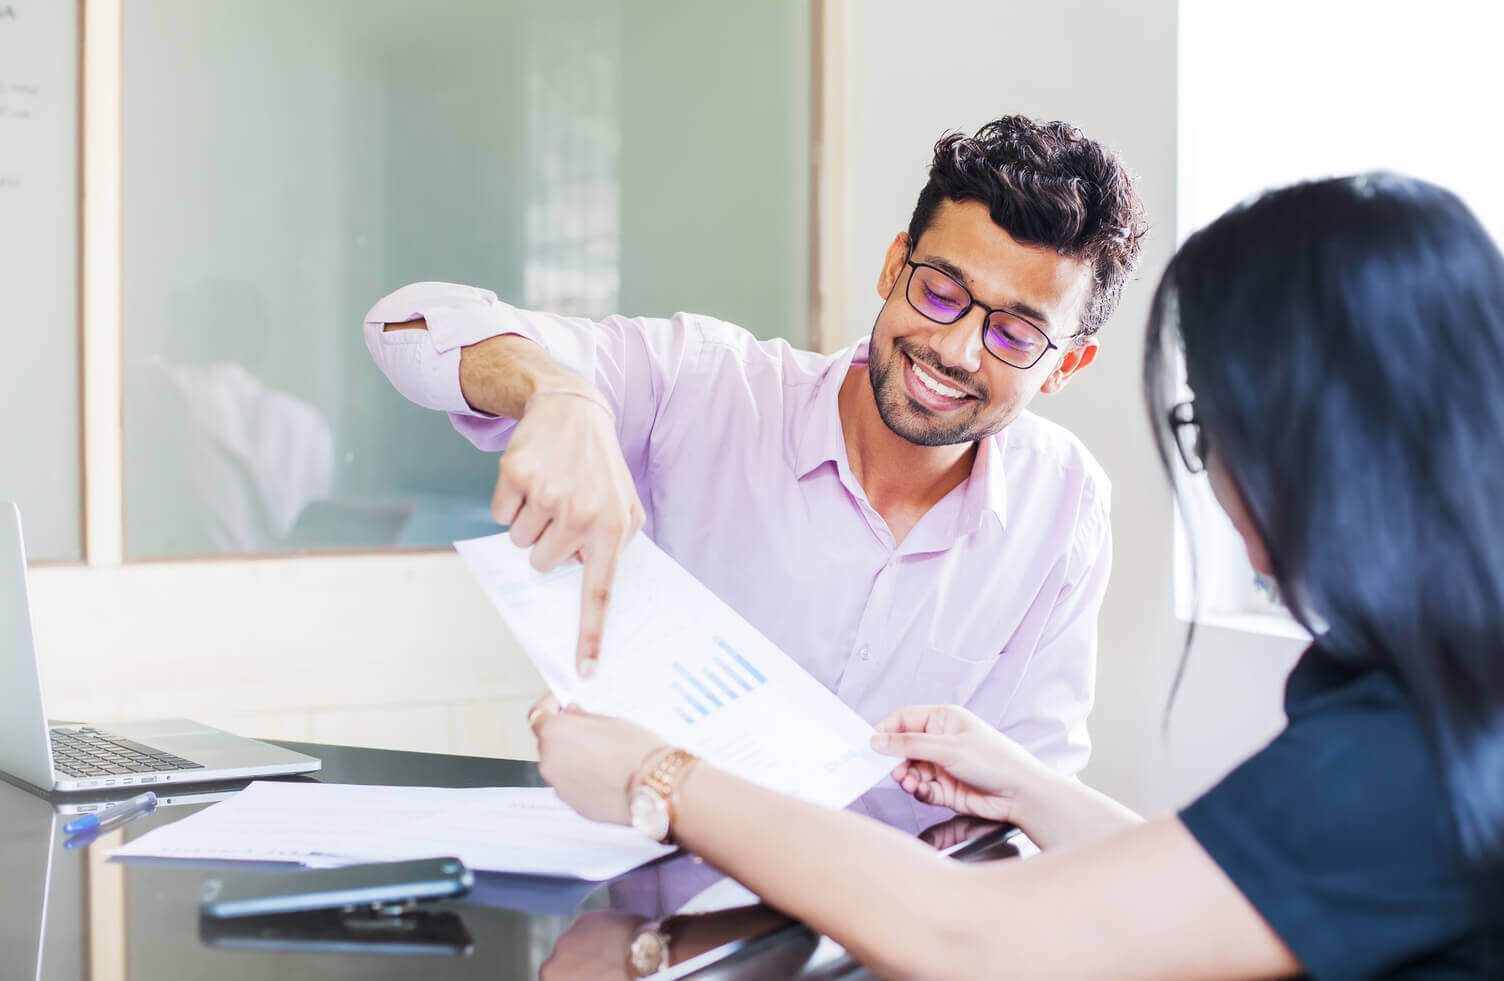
[50,727,204,778]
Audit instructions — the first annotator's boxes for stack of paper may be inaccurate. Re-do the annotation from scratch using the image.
[112,782,673,880]
[455,533,893,810]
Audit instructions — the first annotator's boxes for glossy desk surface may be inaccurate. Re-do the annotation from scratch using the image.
[1,740,1020,980]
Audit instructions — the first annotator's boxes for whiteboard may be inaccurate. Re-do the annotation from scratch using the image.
[0,0,82,561]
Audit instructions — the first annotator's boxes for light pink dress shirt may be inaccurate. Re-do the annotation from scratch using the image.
[364,282,1111,775]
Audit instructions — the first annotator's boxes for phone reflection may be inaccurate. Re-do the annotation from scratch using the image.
[198,908,474,957]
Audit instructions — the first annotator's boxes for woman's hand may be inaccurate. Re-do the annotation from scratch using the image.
[530,694,669,825]
[871,704,1056,826]
[539,909,645,981]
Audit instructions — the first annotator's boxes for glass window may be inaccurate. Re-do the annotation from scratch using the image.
[0,1,83,561]
[122,0,811,558]
[1178,0,1504,620]
[1181,0,1504,245]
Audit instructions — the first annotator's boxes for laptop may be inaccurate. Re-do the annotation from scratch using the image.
[0,501,321,793]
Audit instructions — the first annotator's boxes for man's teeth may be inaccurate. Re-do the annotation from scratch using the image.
[912,359,967,399]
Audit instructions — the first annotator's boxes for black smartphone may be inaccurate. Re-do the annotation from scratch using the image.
[199,909,474,957]
[198,857,472,919]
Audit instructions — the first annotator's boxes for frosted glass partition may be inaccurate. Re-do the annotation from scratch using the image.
[122,0,811,558]
[0,2,83,561]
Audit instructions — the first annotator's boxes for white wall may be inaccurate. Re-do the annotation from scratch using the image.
[30,554,547,758]
[838,0,1306,814]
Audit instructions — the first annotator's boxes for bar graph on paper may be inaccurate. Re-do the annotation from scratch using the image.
[669,637,769,724]
[454,532,897,810]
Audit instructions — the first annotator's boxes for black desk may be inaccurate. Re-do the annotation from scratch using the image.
[1,740,1020,979]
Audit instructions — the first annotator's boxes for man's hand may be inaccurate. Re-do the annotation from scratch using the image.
[384,324,646,676]
[491,385,645,677]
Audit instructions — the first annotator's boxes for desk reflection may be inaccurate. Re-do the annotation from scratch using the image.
[2,744,1020,980]
[535,787,1021,978]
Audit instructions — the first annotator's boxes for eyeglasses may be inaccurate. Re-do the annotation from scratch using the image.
[903,256,1059,370]
[1168,400,1206,474]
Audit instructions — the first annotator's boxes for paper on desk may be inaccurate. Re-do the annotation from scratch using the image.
[332,784,675,879]
[454,532,893,810]
[110,781,674,880]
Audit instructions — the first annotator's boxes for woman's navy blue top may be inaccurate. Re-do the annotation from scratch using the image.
[1180,645,1490,978]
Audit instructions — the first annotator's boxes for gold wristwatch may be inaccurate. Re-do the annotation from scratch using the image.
[627,916,677,977]
[627,749,699,844]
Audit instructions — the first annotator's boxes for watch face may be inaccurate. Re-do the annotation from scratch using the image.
[629,786,670,842]
[629,929,670,975]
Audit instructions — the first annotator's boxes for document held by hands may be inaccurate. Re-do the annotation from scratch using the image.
[111,782,674,880]
[454,532,894,810]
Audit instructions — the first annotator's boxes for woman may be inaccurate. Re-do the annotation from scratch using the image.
[532,175,1503,977]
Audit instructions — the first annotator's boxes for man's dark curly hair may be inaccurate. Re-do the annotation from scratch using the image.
[906,115,1149,340]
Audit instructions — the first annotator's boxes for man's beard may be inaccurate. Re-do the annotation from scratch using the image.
[868,334,992,447]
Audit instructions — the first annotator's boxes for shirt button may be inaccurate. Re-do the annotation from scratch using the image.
[856,644,872,661]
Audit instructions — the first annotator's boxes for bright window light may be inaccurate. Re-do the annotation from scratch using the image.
[1176,0,1504,624]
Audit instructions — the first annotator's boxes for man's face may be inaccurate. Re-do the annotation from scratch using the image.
[868,198,1097,446]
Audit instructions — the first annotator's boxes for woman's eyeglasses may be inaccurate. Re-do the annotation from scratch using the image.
[1168,400,1206,474]
[903,258,1058,370]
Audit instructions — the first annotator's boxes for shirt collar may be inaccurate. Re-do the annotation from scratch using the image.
[791,338,866,480]
[959,427,1009,536]
[791,337,1010,536]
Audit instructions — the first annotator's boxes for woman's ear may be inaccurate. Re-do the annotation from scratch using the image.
[1206,456,1277,577]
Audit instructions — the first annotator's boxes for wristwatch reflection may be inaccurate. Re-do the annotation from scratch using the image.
[542,811,1024,979]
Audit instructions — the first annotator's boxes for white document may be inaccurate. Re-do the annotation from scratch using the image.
[331,785,675,879]
[111,782,673,881]
[454,533,894,810]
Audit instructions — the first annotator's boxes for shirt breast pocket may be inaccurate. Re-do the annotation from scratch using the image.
[911,645,1001,707]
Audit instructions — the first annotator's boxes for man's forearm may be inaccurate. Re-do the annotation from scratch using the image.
[382,319,593,418]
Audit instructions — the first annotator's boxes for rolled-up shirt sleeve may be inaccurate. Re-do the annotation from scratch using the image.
[363,281,527,415]
[362,281,697,477]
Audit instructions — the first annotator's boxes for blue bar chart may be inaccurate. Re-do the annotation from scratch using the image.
[669,636,768,724]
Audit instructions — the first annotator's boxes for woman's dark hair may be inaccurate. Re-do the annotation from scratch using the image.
[1145,174,1504,920]
[907,115,1148,340]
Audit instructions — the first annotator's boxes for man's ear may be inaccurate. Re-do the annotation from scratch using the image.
[877,233,911,300]
[1040,338,1099,394]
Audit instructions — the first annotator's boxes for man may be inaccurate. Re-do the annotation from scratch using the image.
[364,115,1146,774]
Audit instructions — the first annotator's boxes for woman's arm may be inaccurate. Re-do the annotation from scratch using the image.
[672,765,1299,980]
[533,705,1301,980]
[873,704,1142,849]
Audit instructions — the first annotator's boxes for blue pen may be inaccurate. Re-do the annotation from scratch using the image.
[63,791,157,835]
